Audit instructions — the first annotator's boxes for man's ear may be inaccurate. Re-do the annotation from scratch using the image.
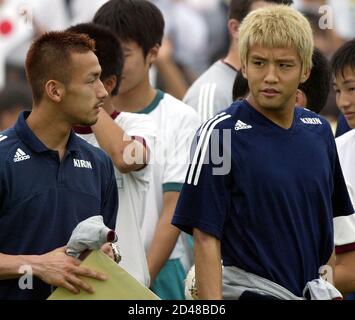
[102,75,117,95]
[44,80,64,103]
[241,63,247,79]
[300,68,311,84]
[228,18,240,41]
[147,44,160,65]
[296,89,307,107]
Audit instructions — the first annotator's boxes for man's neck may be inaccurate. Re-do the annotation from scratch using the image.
[113,81,157,113]
[26,106,71,159]
[246,95,296,129]
[223,43,240,71]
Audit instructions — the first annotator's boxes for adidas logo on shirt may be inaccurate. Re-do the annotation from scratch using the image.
[0,134,7,142]
[13,148,30,162]
[235,120,252,131]
[300,117,322,125]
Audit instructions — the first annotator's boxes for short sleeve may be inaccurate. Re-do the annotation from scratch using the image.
[332,145,355,253]
[115,112,157,183]
[172,123,232,240]
[162,112,200,193]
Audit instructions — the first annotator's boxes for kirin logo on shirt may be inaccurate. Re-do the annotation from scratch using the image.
[73,159,93,169]
[300,117,322,125]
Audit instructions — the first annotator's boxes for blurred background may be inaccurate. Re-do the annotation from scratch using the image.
[1,0,354,130]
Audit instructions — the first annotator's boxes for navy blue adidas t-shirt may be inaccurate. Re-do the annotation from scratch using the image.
[0,112,118,300]
[172,100,354,296]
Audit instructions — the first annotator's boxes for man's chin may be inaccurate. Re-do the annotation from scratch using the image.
[76,117,98,127]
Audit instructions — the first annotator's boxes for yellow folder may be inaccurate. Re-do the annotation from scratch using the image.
[48,250,160,300]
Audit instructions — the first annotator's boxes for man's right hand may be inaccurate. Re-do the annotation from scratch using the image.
[34,246,107,294]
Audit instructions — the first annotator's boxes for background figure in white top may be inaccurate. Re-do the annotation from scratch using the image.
[94,0,200,299]
[69,23,156,287]
[331,39,355,296]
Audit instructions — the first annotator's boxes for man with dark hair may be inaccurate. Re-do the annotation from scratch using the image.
[332,39,355,130]
[183,0,293,123]
[67,23,124,96]
[232,48,331,115]
[94,0,200,299]
[0,31,118,300]
[67,22,156,287]
[297,48,331,114]
[331,39,355,295]
[0,82,32,131]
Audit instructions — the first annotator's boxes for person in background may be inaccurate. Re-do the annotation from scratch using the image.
[332,39,355,296]
[93,0,200,299]
[68,22,156,287]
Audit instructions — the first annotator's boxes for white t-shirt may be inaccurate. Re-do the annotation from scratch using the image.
[138,90,200,269]
[336,128,355,205]
[77,111,156,287]
[334,129,355,248]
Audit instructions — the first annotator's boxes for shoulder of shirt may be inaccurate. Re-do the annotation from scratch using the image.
[74,134,113,167]
[296,107,331,130]
[161,93,199,118]
[183,61,237,99]
[115,111,157,137]
[116,111,156,127]
[118,111,153,122]
[198,103,238,132]
[0,127,21,164]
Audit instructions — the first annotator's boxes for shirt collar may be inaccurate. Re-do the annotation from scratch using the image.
[15,111,80,153]
[137,90,164,114]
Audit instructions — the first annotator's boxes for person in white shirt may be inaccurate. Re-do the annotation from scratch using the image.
[332,39,355,295]
[69,22,156,287]
[94,0,200,299]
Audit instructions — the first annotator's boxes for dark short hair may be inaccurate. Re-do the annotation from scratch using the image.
[67,23,124,96]
[232,71,249,101]
[25,31,96,104]
[93,0,164,57]
[232,48,331,114]
[299,48,331,114]
[229,0,293,21]
[331,39,355,79]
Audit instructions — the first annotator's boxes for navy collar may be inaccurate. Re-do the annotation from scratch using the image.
[15,111,80,153]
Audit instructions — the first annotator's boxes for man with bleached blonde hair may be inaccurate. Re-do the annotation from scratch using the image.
[172,5,354,300]
[183,0,293,123]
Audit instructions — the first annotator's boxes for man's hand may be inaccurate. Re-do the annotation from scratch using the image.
[100,243,114,260]
[34,247,107,294]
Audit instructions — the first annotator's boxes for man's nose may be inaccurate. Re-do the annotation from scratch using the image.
[264,65,278,83]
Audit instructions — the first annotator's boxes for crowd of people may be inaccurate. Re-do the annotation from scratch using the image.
[0,0,355,300]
